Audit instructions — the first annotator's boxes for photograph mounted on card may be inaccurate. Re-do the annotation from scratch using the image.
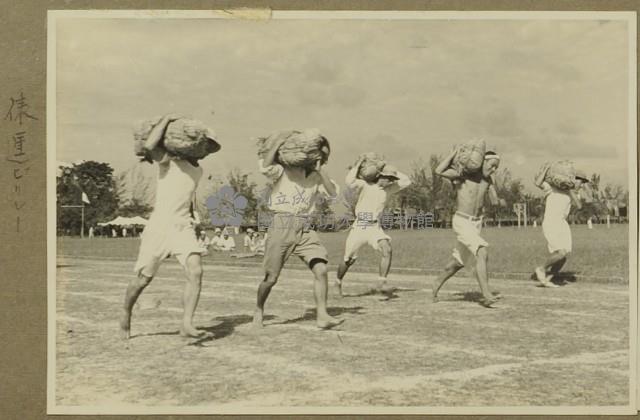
[47,9,637,415]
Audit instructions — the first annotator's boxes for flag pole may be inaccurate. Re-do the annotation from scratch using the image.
[81,203,85,238]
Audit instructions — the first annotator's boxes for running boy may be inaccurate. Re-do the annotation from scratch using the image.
[431,149,504,307]
[533,169,587,287]
[120,114,219,339]
[254,130,343,330]
[336,156,411,296]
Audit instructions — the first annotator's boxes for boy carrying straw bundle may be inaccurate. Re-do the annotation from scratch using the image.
[253,129,343,330]
[336,155,412,296]
[532,162,588,287]
[431,144,505,308]
[120,113,220,339]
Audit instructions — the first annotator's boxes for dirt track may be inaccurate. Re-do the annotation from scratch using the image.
[54,258,631,411]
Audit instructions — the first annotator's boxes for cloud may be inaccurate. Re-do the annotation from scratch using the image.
[55,18,631,189]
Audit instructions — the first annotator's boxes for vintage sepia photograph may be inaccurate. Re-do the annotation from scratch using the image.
[48,10,637,415]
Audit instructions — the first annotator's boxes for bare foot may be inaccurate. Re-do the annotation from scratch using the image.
[253,310,264,328]
[479,295,499,308]
[119,312,131,340]
[543,274,559,288]
[377,284,396,294]
[179,325,206,338]
[431,279,440,302]
[316,315,344,330]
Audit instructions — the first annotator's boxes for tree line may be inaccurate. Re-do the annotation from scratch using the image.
[56,157,629,235]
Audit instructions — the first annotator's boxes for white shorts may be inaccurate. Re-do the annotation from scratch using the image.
[451,214,488,266]
[134,222,203,277]
[542,218,572,254]
[343,223,391,261]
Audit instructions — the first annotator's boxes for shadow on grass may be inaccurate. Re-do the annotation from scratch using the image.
[448,291,503,305]
[341,287,418,301]
[529,271,577,286]
[131,330,181,339]
[553,271,578,284]
[132,314,269,344]
[273,306,366,326]
[188,314,273,346]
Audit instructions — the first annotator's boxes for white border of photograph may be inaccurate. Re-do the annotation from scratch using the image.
[46,9,638,415]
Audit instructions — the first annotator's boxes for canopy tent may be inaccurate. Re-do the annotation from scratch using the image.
[98,216,148,226]
[128,216,148,226]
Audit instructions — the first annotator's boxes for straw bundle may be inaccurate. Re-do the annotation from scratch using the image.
[132,117,220,160]
[163,119,220,159]
[355,152,386,182]
[256,129,330,168]
[453,138,486,175]
[545,160,576,190]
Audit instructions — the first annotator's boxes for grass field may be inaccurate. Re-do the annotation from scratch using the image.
[54,225,632,410]
[59,224,630,280]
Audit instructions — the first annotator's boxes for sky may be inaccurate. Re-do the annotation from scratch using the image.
[56,16,632,192]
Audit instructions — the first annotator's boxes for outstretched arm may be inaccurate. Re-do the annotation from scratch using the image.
[435,148,461,181]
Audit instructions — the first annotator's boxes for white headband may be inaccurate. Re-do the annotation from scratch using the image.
[484,154,501,161]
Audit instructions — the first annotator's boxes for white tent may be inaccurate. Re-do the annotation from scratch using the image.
[98,216,148,226]
[98,216,130,226]
[128,216,148,226]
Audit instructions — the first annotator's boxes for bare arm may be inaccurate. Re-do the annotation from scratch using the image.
[315,160,338,198]
[487,175,500,206]
[258,158,284,181]
[145,114,182,163]
[262,135,289,167]
[569,189,582,210]
[345,156,366,188]
[395,171,412,190]
[488,184,500,206]
[385,170,412,194]
[144,114,181,151]
[538,181,553,197]
[435,148,461,181]
[534,162,551,188]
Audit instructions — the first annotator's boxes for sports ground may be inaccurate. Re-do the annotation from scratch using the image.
[54,225,632,410]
